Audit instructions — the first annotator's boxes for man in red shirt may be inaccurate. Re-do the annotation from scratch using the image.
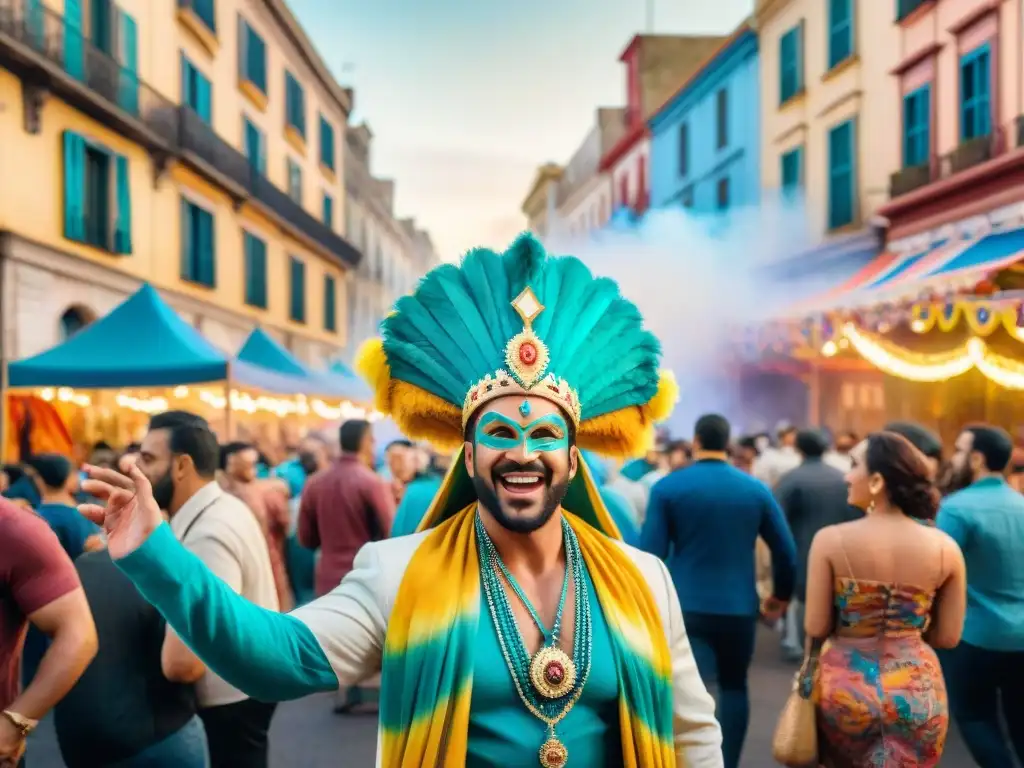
[298,419,394,715]
[298,419,395,597]
[0,498,97,767]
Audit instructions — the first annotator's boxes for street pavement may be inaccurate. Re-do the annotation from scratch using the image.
[24,627,973,767]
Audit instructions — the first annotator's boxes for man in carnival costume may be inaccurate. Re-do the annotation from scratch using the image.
[79,233,724,767]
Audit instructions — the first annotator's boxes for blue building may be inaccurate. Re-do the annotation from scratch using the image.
[648,25,759,213]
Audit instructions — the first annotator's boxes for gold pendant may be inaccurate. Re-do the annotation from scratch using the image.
[529,645,577,699]
[538,735,568,767]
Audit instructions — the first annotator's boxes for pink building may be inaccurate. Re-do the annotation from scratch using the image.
[881,0,1024,245]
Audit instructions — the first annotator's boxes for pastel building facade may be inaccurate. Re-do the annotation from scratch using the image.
[554,107,623,238]
[755,0,895,279]
[0,0,365,369]
[648,23,760,214]
[600,34,729,217]
[880,0,1024,246]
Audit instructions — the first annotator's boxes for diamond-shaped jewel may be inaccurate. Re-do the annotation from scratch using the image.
[511,287,544,324]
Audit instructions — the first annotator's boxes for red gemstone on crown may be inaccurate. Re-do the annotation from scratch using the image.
[519,342,538,365]
[545,661,565,685]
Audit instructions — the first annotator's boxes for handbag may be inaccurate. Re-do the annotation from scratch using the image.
[771,636,823,767]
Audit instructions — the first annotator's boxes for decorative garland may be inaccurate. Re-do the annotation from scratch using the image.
[842,324,1024,389]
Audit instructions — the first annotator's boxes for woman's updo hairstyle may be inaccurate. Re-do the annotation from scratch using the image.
[865,431,940,521]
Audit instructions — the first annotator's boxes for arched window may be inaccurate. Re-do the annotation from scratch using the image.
[58,305,94,341]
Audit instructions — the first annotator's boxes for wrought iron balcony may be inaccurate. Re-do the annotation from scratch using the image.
[942,135,994,176]
[0,0,361,268]
[889,162,932,198]
[0,0,177,147]
[177,113,361,267]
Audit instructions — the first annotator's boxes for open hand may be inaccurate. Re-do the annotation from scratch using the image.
[78,461,163,560]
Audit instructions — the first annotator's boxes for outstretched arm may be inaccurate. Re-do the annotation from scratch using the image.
[116,523,385,701]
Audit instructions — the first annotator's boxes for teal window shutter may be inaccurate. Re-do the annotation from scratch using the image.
[243,232,267,308]
[200,207,216,287]
[193,0,216,32]
[238,19,266,93]
[828,0,853,70]
[62,131,86,242]
[113,154,132,254]
[319,115,334,169]
[117,11,139,115]
[182,56,213,123]
[285,73,306,137]
[324,275,336,331]
[903,85,930,167]
[960,44,991,140]
[180,198,193,281]
[828,120,855,229]
[289,257,305,322]
[781,146,803,195]
[91,0,110,53]
[25,0,45,49]
[64,0,85,80]
[322,193,333,227]
[196,72,212,123]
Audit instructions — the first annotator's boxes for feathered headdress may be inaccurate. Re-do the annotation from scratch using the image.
[356,232,677,534]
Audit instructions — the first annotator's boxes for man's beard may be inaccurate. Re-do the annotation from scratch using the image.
[151,470,175,512]
[942,462,973,495]
[472,456,569,534]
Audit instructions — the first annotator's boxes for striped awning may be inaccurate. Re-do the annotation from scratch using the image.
[787,227,1024,316]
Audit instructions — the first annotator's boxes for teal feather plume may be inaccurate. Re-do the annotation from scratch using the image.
[379,232,663,420]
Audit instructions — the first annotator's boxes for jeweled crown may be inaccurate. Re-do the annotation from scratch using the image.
[461,286,582,428]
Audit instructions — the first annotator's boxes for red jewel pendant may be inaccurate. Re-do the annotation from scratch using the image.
[529,647,576,700]
[519,341,538,366]
[544,661,565,685]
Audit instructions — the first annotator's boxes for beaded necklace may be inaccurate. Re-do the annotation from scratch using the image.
[476,514,593,768]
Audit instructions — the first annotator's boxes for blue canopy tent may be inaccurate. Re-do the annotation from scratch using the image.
[235,329,369,400]
[6,284,313,393]
[325,359,373,401]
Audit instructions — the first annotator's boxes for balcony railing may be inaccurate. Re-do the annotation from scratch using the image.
[943,135,994,176]
[0,0,178,147]
[178,113,361,266]
[0,0,361,268]
[889,163,932,197]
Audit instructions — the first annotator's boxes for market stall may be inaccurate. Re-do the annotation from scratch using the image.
[1,284,371,459]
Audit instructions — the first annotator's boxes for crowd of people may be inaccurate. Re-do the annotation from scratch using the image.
[1,408,1022,768]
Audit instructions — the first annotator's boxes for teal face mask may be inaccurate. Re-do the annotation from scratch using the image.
[475,412,569,455]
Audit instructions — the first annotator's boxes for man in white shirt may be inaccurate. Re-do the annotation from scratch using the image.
[137,411,279,768]
[752,424,801,489]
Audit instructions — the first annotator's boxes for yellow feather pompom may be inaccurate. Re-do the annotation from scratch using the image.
[354,337,393,413]
[643,369,679,424]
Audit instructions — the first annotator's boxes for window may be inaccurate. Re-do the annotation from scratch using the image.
[679,185,694,209]
[188,0,216,32]
[116,9,139,114]
[715,89,728,149]
[62,131,131,253]
[287,159,302,203]
[181,54,212,123]
[678,123,689,176]
[238,18,267,95]
[716,177,730,211]
[289,256,306,323]
[243,117,266,174]
[903,84,931,167]
[285,72,306,139]
[319,115,335,171]
[180,197,215,287]
[896,0,927,21]
[243,231,267,308]
[828,119,856,229]
[780,146,804,195]
[91,0,112,53]
[324,275,337,332]
[828,0,853,70]
[322,192,334,227]
[960,44,991,141]
[779,22,804,104]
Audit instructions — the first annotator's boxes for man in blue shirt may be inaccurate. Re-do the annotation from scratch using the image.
[640,413,796,768]
[938,424,1024,767]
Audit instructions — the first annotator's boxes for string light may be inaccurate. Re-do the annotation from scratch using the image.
[38,387,91,406]
[843,324,1024,389]
[115,394,169,413]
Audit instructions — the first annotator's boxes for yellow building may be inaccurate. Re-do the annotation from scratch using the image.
[755,0,899,256]
[0,0,361,371]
